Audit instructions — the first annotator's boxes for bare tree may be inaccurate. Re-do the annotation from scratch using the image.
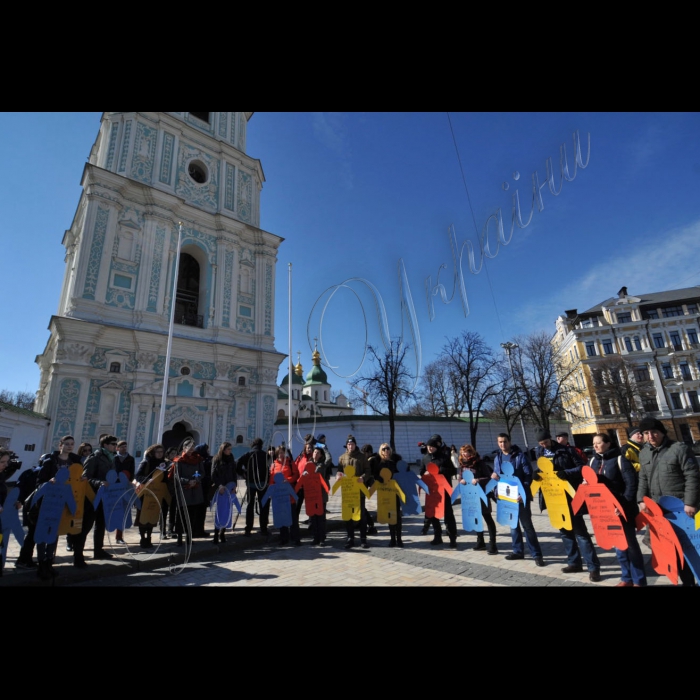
[512,331,582,432]
[0,389,36,411]
[590,355,657,426]
[482,360,528,437]
[350,340,415,451]
[440,331,501,445]
[407,357,463,417]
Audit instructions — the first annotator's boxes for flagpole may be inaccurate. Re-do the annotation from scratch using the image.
[288,262,293,456]
[157,221,183,443]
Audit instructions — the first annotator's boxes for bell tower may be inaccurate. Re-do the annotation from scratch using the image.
[36,112,285,454]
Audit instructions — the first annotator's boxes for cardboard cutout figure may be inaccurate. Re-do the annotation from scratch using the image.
[393,460,429,516]
[531,457,576,530]
[1,487,24,563]
[368,468,406,525]
[452,476,489,533]
[484,462,528,529]
[636,496,685,585]
[331,465,371,521]
[295,469,330,517]
[421,462,453,520]
[93,470,138,532]
[210,481,242,530]
[261,472,298,529]
[32,467,77,545]
[659,496,700,584]
[570,465,629,551]
[59,462,95,535]
[137,468,172,527]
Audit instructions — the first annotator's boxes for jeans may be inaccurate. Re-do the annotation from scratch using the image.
[560,510,600,571]
[511,500,543,558]
[615,519,647,585]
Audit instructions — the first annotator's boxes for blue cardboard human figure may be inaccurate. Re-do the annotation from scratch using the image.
[484,462,528,528]
[451,475,488,533]
[393,460,430,516]
[32,467,77,545]
[261,472,298,529]
[659,495,700,584]
[93,469,139,532]
[1,487,25,564]
[210,481,242,530]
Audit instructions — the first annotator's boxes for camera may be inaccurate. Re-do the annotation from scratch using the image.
[4,452,22,478]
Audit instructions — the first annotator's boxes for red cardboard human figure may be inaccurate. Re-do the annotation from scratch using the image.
[422,462,453,520]
[636,496,685,585]
[571,465,629,551]
[296,467,330,517]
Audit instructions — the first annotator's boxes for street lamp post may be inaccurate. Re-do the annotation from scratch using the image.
[501,341,530,450]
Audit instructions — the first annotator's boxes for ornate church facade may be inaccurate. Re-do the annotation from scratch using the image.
[34,112,285,456]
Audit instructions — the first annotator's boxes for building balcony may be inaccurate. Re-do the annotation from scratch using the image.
[176,313,204,329]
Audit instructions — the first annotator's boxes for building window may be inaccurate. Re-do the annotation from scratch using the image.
[653,333,665,349]
[662,306,684,318]
[585,342,597,357]
[603,340,614,354]
[634,336,642,351]
[238,377,246,386]
[187,160,208,184]
[671,392,683,410]
[681,362,692,380]
[574,346,579,359]
[688,304,698,315]
[634,367,650,382]
[239,305,252,318]
[670,331,682,350]
[617,312,632,323]
[175,253,203,328]
[180,366,191,375]
[645,309,659,319]
[236,435,243,444]
[600,399,612,415]
[688,329,699,345]
[689,391,700,412]
[580,318,593,328]
[24,444,35,452]
[643,397,659,412]
[662,363,673,379]
[624,337,633,352]
[190,112,210,123]
[109,362,121,373]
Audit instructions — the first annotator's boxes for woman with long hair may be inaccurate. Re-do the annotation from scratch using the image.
[458,444,498,555]
[134,444,168,549]
[211,442,237,543]
[169,437,204,546]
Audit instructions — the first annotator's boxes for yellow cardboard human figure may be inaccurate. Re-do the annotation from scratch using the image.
[137,469,172,526]
[531,456,576,531]
[369,467,406,525]
[331,465,371,521]
[59,462,95,535]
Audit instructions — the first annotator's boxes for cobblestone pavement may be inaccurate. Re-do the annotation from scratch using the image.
[0,478,675,588]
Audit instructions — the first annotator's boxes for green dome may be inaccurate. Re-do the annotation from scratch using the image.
[305,348,328,385]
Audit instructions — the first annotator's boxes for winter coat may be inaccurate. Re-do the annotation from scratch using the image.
[637,438,700,508]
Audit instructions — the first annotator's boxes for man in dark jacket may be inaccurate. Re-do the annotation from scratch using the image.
[637,417,700,585]
[536,429,601,582]
[338,435,373,548]
[82,433,119,561]
[237,438,269,536]
[420,434,457,547]
[493,433,545,566]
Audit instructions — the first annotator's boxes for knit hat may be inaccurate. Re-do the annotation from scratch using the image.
[536,429,551,442]
[555,432,568,439]
[426,434,443,448]
[346,435,357,445]
[627,426,642,439]
[638,417,667,434]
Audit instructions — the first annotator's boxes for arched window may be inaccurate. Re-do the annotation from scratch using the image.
[624,337,632,352]
[236,434,244,444]
[634,335,642,351]
[109,362,121,373]
[238,376,246,386]
[175,253,202,328]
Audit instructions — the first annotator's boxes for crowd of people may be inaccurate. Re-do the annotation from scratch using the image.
[1,417,698,585]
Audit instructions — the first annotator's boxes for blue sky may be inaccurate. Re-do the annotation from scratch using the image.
[2,112,700,399]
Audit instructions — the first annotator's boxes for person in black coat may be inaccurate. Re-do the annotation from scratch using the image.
[211,442,238,543]
[420,434,457,546]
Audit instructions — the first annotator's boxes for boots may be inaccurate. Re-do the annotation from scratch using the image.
[396,532,404,548]
[73,551,88,569]
[213,532,220,544]
[487,537,498,555]
[220,531,226,543]
[473,533,487,551]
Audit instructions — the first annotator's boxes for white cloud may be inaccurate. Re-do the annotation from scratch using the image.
[513,218,700,333]
[310,112,353,190]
